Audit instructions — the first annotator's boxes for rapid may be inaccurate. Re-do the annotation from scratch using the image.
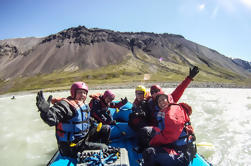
[0,88,251,166]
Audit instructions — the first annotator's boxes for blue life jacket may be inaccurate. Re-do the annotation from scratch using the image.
[56,99,90,142]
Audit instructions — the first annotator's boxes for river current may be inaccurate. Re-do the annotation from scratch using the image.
[0,88,251,166]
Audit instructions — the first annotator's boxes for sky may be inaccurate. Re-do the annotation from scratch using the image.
[1,0,251,61]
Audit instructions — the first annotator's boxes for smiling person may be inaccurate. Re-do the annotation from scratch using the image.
[36,82,108,158]
[141,93,197,166]
[128,85,150,131]
[147,66,199,126]
[89,90,128,125]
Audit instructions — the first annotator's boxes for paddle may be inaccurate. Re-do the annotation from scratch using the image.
[196,142,214,148]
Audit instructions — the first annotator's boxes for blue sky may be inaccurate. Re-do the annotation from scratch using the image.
[1,0,251,61]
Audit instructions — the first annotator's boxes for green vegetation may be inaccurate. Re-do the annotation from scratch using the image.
[0,52,250,95]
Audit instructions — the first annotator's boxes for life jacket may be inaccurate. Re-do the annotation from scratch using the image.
[145,91,151,100]
[89,93,115,124]
[129,100,149,130]
[146,98,160,126]
[89,93,107,110]
[54,98,90,143]
[154,103,196,157]
[89,92,124,112]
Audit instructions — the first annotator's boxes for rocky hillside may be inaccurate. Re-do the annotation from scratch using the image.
[0,26,250,94]
[232,58,251,72]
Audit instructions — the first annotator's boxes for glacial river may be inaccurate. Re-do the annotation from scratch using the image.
[0,88,251,166]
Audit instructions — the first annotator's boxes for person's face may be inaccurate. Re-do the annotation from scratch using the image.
[75,89,87,102]
[158,95,169,109]
[151,89,160,98]
[135,91,144,102]
[105,96,114,104]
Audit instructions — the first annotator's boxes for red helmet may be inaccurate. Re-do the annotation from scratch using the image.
[103,90,115,100]
[70,82,88,98]
[150,85,162,95]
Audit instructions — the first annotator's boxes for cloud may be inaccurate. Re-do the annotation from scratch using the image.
[198,4,205,11]
[215,0,251,12]
[240,0,251,8]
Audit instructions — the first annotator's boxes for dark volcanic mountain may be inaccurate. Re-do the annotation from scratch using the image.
[0,26,250,93]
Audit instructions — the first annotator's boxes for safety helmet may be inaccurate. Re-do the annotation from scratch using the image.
[135,85,146,97]
[70,82,88,98]
[150,85,162,95]
[103,90,115,100]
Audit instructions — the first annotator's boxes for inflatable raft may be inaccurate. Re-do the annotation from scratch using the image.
[47,102,212,166]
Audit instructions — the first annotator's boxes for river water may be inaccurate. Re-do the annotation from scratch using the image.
[0,88,251,166]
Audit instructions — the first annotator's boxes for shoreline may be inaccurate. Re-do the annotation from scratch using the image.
[89,81,251,90]
[1,81,250,98]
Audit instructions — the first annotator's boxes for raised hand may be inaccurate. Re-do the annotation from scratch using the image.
[189,66,199,79]
[121,97,128,104]
[36,91,52,113]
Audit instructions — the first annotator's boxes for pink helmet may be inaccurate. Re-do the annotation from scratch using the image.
[70,82,88,98]
[103,90,115,100]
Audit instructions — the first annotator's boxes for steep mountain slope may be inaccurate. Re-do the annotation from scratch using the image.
[0,26,250,94]
[232,58,251,72]
[0,37,42,53]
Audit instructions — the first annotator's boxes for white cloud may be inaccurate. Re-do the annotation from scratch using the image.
[198,4,205,11]
[214,0,251,12]
[240,0,251,8]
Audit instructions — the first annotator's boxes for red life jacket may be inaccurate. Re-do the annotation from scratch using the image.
[150,102,195,153]
[89,93,107,109]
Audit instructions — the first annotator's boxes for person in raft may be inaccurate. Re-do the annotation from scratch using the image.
[128,85,151,131]
[35,82,109,158]
[89,90,128,125]
[129,66,199,131]
[142,92,197,166]
[131,66,199,153]
[146,66,199,127]
[89,90,137,139]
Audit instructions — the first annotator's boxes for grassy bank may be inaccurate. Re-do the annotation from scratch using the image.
[1,55,251,95]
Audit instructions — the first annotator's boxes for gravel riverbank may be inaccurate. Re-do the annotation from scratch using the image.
[91,81,251,90]
[1,81,250,98]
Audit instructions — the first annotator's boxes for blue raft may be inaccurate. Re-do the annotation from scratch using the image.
[48,102,212,166]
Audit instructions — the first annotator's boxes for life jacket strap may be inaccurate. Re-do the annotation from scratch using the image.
[56,129,66,133]
[73,128,89,135]
[72,120,89,124]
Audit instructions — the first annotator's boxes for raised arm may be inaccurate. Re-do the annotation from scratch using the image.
[36,91,73,126]
[171,66,199,103]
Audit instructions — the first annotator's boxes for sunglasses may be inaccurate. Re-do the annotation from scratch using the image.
[136,92,144,95]
[151,90,160,95]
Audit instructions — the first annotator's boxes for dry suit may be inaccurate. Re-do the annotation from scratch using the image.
[40,97,109,158]
[147,76,192,126]
[89,94,124,125]
[142,103,196,166]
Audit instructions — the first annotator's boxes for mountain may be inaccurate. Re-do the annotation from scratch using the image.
[232,58,251,72]
[0,26,250,94]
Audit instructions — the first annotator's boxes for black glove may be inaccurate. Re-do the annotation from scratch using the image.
[189,66,199,79]
[36,91,52,113]
[121,97,128,105]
